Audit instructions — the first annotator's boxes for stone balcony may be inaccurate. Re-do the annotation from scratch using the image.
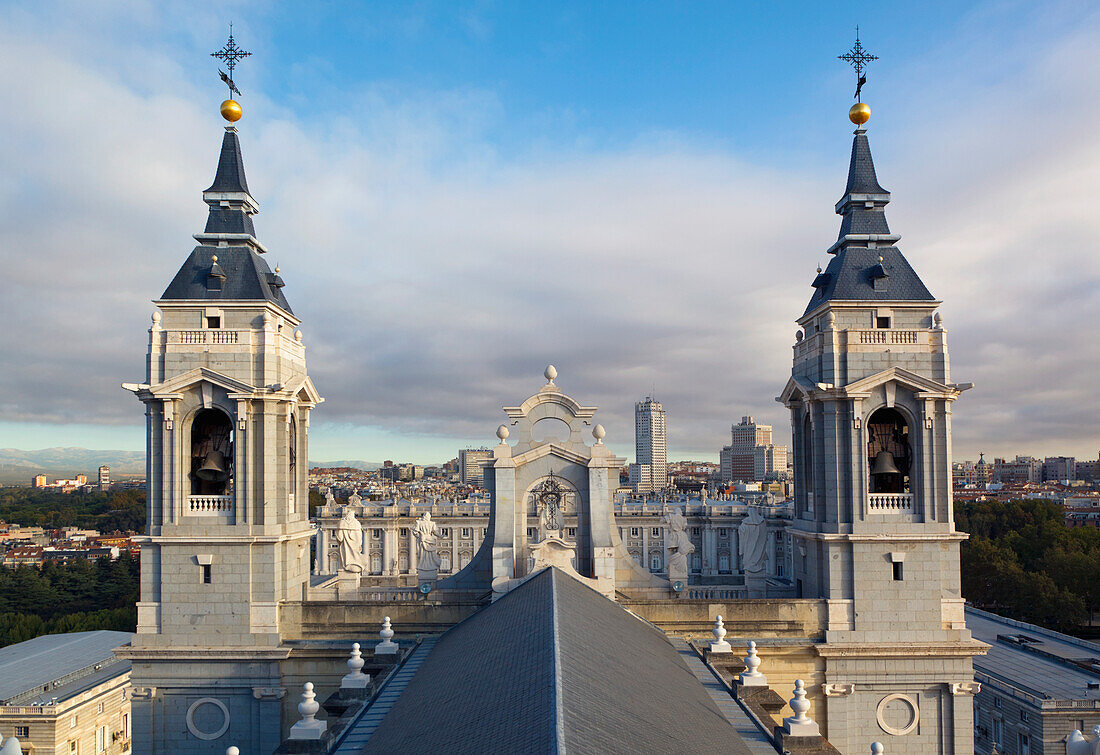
[187,494,233,517]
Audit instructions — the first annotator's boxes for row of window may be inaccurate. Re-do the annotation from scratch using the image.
[389,527,484,539]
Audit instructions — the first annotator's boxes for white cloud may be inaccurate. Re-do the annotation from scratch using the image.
[1,2,1099,465]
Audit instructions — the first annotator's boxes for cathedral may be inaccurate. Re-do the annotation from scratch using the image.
[117,69,985,754]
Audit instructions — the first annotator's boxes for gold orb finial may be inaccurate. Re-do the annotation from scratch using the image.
[849,101,870,125]
[221,99,243,122]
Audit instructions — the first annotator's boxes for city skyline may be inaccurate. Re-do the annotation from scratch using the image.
[2,2,1100,464]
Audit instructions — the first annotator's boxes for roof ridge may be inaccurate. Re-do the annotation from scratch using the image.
[549,568,567,755]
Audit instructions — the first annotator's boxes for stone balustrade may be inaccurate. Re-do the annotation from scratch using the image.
[868,493,913,511]
[170,329,245,345]
[188,495,234,515]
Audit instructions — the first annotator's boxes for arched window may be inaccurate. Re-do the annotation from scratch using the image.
[190,409,233,496]
[867,408,911,494]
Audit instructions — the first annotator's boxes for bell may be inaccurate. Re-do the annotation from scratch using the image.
[195,450,228,482]
[871,450,900,476]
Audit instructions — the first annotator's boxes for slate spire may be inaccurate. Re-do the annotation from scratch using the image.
[159,126,292,313]
[205,126,251,195]
[802,125,934,317]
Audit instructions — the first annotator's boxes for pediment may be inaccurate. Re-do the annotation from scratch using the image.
[511,443,594,468]
[150,367,255,397]
[843,367,958,398]
[777,375,816,405]
[283,375,324,407]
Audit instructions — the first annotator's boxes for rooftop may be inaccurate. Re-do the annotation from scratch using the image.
[358,567,755,753]
[0,630,132,705]
[966,607,1100,703]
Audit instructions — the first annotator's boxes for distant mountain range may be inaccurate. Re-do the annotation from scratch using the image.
[0,447,383,485]
[0,447,146,484]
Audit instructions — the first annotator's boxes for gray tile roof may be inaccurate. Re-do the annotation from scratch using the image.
[360,568,755,754]
[0,630,132,704]
[967,608,1100,702]
[160,244,293,312]
[843,130,886,195]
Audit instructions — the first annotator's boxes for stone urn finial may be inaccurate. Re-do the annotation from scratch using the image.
[544,364,557,385]
[592,424,606,444]
[376,616,399,655]
[738,641,767,686]
[288,682,327,740]
[497,424,510,444]
[781,679,820,736]
[709,615,732,653]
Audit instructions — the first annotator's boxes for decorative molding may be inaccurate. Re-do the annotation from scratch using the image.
[252,687,286,700]
[949,681,981,696]
[129,686,157,700]
[822,683,855,697]
[876,693,919,736]
[186,697,230,741]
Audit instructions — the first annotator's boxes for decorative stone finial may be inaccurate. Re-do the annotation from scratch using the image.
[795,330,803,342]
[151,310,161,325]
[871,743,884,754]
[934,311,943,329]
[497,424,510,443]
[227,748,241,755]
[781,680,820,737]
[262,311,272,327]
[341,642,370,689]
[593,424,606,444]
[375,616,398,655]
[288,682,327,740]
[825,311,836,328]
[709,615,732,654]
[294,329,303,343]
[738,641,767,686]
[544,364,557,385]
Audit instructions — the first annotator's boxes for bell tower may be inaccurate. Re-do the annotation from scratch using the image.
[777,100,984,753]
[120,84,322,750]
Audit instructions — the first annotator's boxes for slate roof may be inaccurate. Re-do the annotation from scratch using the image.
[159,127,293,312]
[206,127,250,195]
[160,244,293,312]
[360,568,753,754]
[0,630,132,704]
[803,128,935,316]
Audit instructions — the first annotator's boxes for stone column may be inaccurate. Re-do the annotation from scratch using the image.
[319,527,330,573]
[702,522,716,576]
[382,524,394,575]
[451,527,458,572]
[642,526,649,571]
[407,526,416,575]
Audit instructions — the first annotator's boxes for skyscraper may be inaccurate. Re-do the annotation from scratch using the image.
[630,397,666,493]
[720,415,786,482]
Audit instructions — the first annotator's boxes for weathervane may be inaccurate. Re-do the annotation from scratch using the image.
[838,27,876,125]
[211,24,251,122]
[838,27,877,102]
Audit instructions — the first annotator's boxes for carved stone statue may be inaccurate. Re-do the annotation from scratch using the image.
[664,507,694,583]
[323,488,335,514]
[414,512,442,581]
[738,506,769,574]
[334,506,363,573]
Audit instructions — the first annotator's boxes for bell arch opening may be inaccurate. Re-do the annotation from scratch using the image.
[867,407,911,494]
[190,408,234,496]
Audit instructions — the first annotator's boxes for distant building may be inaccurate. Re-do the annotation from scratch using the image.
[1043,456,1076,482]
[993,456,1042,484]
[0,630,133,754]
[458,449,492,486]
[631,397,667,494]
[98,465,111,490]
[953,456,993,487]
[719,416,784,482]
[33,473,46,487]
[1078,454,1100,482]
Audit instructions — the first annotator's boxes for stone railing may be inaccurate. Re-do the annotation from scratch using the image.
[852,329,922,345]
[868,493,914,511]
[793,331,824,359]
[170,330,244,345]
[685,587,746,600]
[363,588,421,601]
[188,495,233,515]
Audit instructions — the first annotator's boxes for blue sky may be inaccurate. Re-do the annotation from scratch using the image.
[2,0,1099,464]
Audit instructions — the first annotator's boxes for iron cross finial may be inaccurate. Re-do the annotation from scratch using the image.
[212,24,251,97]
[838,27,877,102]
